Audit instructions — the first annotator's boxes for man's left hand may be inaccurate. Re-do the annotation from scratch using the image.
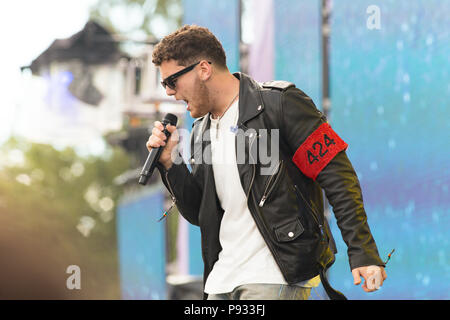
[352,265,387,292]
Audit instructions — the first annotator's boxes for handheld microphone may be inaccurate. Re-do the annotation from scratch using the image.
[138,113,178,185]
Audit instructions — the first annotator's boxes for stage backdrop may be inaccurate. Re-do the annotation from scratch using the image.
[274,0,322,108]
[328,0,450,299]
[116,187,166,299]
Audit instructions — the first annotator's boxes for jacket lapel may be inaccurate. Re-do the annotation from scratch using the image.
[192,73,266,207]
[234,72,266,126]
[199,116,215,199]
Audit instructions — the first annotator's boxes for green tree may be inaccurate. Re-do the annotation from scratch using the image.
[88,0,183,41]
[0,136,131,299]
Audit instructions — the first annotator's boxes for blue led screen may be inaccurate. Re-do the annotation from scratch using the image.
[274,0,322,107]
[116,189,166,299]
[326,0,450,299]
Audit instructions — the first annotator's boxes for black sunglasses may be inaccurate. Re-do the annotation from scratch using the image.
[160,61,211,90]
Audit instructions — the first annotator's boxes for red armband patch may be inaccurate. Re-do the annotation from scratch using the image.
[292,123,348,181]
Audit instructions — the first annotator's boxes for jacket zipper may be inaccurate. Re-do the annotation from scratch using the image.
[293,184,326,240]
[247,159,288,278]
[158,170,177,221]
[259,160,284,207]
[234,120,292,281]
[245,131,258,200]
[243,130,289,279]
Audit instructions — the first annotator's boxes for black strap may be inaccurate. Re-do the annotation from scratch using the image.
[319,267,347,300]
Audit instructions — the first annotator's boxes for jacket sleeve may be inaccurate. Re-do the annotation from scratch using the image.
[280,87,385,270]
[157,155,202,226]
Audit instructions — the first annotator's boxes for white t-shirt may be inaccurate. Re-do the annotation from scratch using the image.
[204,99,320,294]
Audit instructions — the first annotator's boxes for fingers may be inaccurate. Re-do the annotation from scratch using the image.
[353,266,386,293]
[146,137,164,151]
[152,126,168,143]
[382,267,388,281]
[166,124,177,133]
[361,282,370,292]
[353,269,373,292]
[146,122,167,151]
[154,121,177,133]
[367,272,382,291]
[146,121,178,151]
[154,120,164,131]
[352,269,362,285]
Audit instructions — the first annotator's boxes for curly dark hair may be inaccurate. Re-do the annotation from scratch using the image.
[152,25,227,69]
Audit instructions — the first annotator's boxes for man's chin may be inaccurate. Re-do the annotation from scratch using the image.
[190,110,208,119]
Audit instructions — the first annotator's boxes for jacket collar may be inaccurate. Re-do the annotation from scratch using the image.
[233,72,265,126]
[193,72,265,137]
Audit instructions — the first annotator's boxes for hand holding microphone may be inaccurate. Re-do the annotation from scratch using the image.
[139,113,178,185]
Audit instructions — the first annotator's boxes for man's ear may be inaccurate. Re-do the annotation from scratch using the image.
[198,60,212,81]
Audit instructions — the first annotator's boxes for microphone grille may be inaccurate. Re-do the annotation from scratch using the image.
[163,113,178,126]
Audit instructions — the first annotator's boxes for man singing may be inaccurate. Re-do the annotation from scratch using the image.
[146,24,387,300]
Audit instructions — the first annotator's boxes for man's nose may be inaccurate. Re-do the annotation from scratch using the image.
[165,86,176,96]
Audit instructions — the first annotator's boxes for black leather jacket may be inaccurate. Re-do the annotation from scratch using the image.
[158,72,384,296]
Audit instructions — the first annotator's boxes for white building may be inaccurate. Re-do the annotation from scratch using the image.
[20,20,184,155]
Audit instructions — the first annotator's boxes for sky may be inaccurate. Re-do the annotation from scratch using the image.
[0,0,255,154]
[0,0,98,148]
